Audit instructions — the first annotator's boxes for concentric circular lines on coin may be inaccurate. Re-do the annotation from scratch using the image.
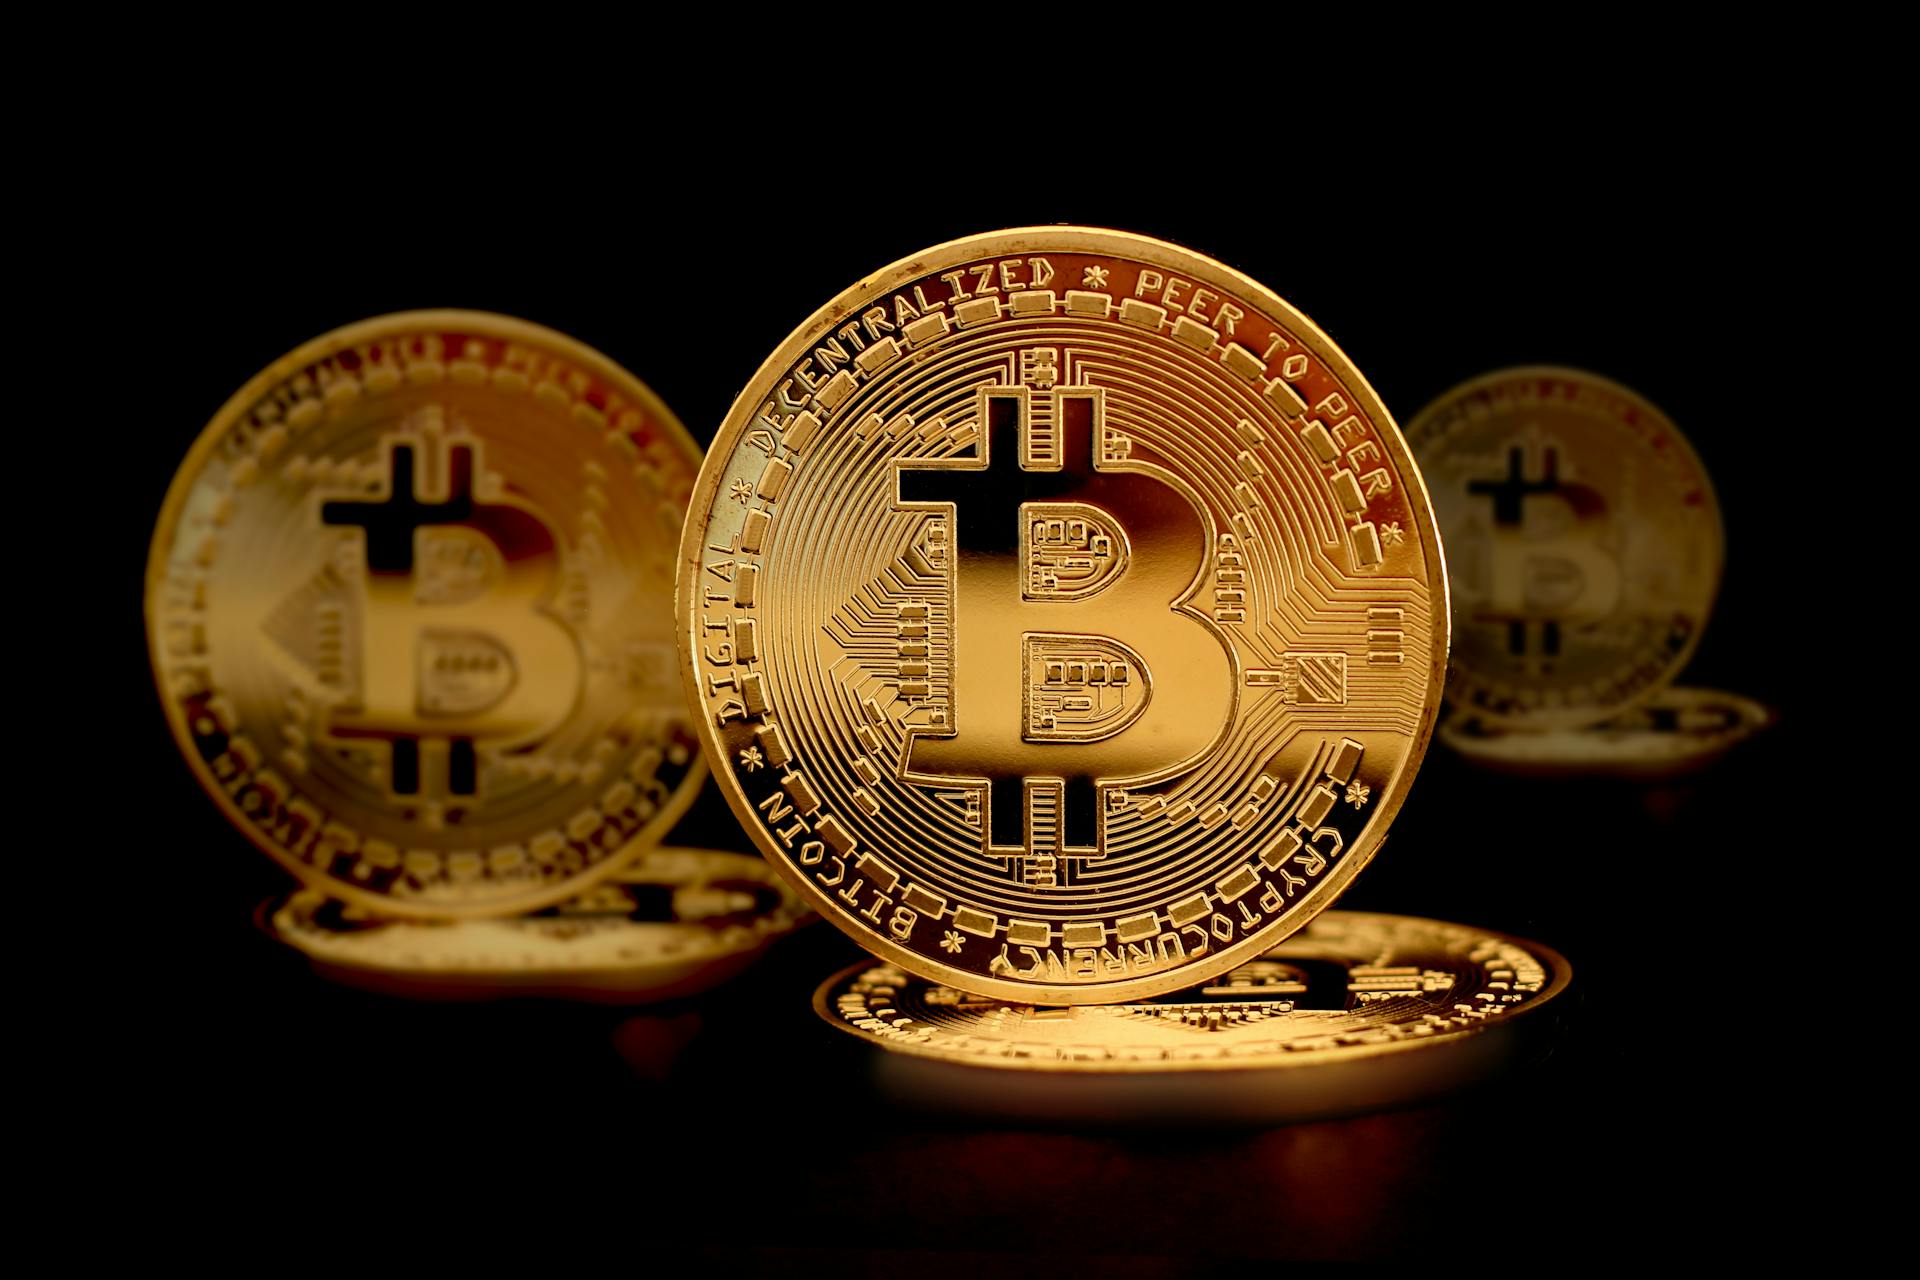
[1407,366,1723,731]
[679,229,1448,1003]
[266,847,810,1002]
[148,311,706,918]
[815,910,1570,1077]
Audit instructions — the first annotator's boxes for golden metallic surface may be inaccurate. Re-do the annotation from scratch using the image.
[148,311,705,918]
[1407,367,1722,730]
[681,229,1448,1004]
[815,910,1568,1123]
[265,847,808,1002]
[1440,685,1774,779]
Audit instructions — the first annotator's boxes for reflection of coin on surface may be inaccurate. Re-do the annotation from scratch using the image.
[264,848,810,1003]
[814,910,1569,1125]
[1440,687,1775,780]
[612,1011,707,1083]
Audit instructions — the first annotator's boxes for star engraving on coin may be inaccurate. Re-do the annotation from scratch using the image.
[813,910,1572,1124]
[680,230,1449,1002]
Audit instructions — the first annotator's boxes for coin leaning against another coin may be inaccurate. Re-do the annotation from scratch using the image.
[814,910,1569,1123]
[265,847,810,1002]
[680,228,1449,1004]
[1406,366,1722,731]
[148,311,707,918]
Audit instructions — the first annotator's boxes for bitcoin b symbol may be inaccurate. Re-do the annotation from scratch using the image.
[1467,440,1620,664]
[321,424,582,798]
[895,383,1234,883]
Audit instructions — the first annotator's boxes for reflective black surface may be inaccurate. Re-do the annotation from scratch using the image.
[102,149,1822,1264]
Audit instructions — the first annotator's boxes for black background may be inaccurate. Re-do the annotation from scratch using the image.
[98,132,1819,1266]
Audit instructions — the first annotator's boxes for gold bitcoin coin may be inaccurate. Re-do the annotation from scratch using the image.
[1440,685,1773,779]
[1407,367,1722,729]
[680,229,1448,1003]
[148,311,705,918]
[265,847,808,1002]
[815,910,1568,1122]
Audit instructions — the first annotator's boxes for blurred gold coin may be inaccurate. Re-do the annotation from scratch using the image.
[266,847,809,1002]
[148,312,705,918]
[1407,367,1721,729]
[1439,685,1773,779]
[815,910,1568,1123]
[682,228,1448,1005]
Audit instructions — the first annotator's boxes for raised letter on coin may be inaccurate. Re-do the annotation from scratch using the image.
[148,312,705,917]
[680,230,1447,1002]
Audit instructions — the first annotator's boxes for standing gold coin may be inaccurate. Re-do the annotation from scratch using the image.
[1406,367,1722,729]
[148,311,705,918]
[815,911,1569,1122]
[680,229,1447,1003]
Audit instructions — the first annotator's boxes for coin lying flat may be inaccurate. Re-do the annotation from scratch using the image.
[266,847,809,1002]
[1440,685,1774,779]
[148,312,705,918]
[815,910,1568,1123]
[680,229,1448,1004]
[1407,367,1722,730]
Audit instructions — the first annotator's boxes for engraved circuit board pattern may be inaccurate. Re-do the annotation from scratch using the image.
[1406,367,1723,729]
[148,313,706,918]
[681,231,1448,1003]
[814,910,1569,1071]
